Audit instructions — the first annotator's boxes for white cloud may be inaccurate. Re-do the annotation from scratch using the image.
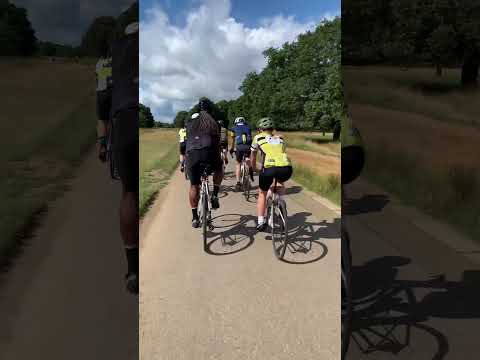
[140,0,328,122]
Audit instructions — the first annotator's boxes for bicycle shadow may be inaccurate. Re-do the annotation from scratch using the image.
[343,194,389,216]
[349,256,480,358]
[205,213,256,256]
[265,212,339,265]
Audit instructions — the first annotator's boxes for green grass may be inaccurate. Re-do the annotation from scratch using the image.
[0,59,96,264]
[139,129,179,217]
[345,65,480,241]
[343,66,480,127]
[292,165,341,205]
[364,143,480,241]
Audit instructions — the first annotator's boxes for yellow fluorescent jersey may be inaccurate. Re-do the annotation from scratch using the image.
[251,132,291,168]
[179,128,187,143]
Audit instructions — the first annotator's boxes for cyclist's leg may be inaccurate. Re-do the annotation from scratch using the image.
[113,108,139,294]
[244,149,254,181]
[235,149,243,185]
[210,148,223,209]
[257,167,274,230]
[187,150,203,226]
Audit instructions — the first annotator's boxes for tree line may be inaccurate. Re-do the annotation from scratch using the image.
[172,18,343,135]
[343,0,479,86]
[0,0,138,58]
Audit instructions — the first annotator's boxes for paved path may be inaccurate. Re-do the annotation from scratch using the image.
[344,177,480,360]
[140,160,341,360]
[0,151,138,360]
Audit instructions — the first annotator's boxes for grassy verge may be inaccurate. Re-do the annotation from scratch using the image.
[139,129,178,217]
[0,93,96,266]
[292,165,341,205]
[364,143,480,241]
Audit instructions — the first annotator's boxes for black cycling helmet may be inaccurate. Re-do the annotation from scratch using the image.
[218,119,224,127]
[198,97,212,113]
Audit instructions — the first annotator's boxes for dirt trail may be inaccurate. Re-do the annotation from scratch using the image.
[0,151,138,360]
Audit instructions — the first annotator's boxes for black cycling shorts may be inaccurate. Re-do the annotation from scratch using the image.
[179,142,186,156]
[220,141,228,150]
[235,145,251,163]
[259,166,293,192]
[186,148,223,186]
[113,108,139,193]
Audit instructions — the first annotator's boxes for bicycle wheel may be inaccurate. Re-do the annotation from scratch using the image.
[202,187,208,251]
[243,170,250,200]
[341,228,353,359]
[271,201,288,259]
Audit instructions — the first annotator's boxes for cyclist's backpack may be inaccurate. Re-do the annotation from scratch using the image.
[233,124,252,146]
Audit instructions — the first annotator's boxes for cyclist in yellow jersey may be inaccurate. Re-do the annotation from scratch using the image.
[178,125,187,172]
[251,117,293,231]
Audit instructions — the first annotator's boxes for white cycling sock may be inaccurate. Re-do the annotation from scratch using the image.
[258,216,265,225]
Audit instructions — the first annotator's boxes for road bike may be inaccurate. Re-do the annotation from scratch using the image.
[240,156,251,200]
[267,179,288,259]
[198,164,214,251]
[341,225,353,359]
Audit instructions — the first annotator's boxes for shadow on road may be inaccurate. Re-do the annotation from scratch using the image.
[343,194,389,216]
[266,212,339,265]
[349,255,480,359]
[205,213,256,256]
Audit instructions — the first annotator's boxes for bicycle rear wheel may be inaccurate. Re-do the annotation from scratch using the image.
[202,189,208,251]
[243,171,250,200]
[341,228,353,359]
[271,201,288,259]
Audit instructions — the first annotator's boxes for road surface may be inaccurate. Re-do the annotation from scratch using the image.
[344,176,480,360]
[0,151,138,359]
[140,160,341,360]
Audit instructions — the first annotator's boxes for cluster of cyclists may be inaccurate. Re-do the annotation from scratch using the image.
[178,98,293,232]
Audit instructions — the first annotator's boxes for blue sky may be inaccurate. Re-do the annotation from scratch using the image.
[140,0,340,122]
[141,0,339,28]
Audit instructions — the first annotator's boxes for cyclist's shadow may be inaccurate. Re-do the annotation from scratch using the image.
[265,212,339,264]
[348,256,480,358]
[205,213,257,255]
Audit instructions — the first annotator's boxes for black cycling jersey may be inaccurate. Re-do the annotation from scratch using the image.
[185,111,220,153]
[111,28,139,119]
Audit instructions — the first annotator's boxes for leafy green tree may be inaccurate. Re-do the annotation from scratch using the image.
[174,111,189,128]
[139,103,155,128]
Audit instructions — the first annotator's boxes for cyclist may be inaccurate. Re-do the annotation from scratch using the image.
[229,116,254,191]
[110,19,139,294]
[179,124,187,172]
[186,98,224,228]
[218,120,229,167]
[251,117,293,231]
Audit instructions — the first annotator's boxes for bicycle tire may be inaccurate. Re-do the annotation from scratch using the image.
[341,228,353,359]
[202,187,208,251]
[272,202,288,259]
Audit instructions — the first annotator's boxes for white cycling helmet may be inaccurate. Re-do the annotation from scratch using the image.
[234,117,245,125]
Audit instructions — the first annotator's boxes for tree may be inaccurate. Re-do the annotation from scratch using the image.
[0,1,36,56]
[174,111,189,128]
[139,103,155,128]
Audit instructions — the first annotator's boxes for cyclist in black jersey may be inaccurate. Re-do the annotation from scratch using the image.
[185,98,224,228]
[96,16,139,294]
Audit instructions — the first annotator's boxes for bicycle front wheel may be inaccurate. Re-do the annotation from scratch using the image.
[271,202,288,259]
